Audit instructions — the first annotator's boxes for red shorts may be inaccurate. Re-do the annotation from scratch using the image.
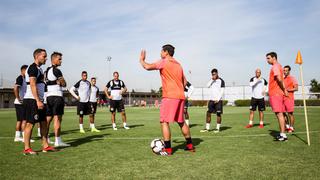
[284,98,294,113]
[269,95,285,113]
[160,98,184,123]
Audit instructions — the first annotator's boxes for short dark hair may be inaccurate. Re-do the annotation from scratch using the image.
[51,51,62,59]
[266,52,277,59]
[82,71,87,75]
[33,48,46,58]
[284,65,291,71]
[211,68,218,74]
[20,65,28,71]
[113,71,119,76]
[162,44,175,56]
[91,77,96,80]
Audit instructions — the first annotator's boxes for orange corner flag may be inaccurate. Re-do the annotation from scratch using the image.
[295,50,303,64]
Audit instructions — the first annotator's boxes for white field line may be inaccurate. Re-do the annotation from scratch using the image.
[0,131,318,140]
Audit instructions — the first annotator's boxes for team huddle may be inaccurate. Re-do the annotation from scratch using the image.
[13,45,298,156]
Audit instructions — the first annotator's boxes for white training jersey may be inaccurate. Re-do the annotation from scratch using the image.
[89,85,99,103]
[24,63,45,101]
[45,65,63,97]
[106,80,126,100]
[249,77,268,99]
[14,75,27,104]
[207,77,225,101]
[73,80,91,103]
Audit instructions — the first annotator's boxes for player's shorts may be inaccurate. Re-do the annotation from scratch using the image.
[160,98,184,123]
[89,102,98,114]
[109,100,125,113]
[46,96,65,116]
[250,97,266,111]
[269,95,285,113]
[284,97,294,113]
[207,100,223,114]
[77,102,90,116]
[15,104,25,121]
[23,99,46,124]
[184,99,189,110]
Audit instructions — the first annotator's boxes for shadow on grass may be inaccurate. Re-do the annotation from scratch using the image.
[96,124,144,130]
[57,133,110,149]
[292,134,308,144]
[172,138,204,154]
[189,124,201,128]
[220,126,232,132]
[268,130,279,138]
[252,123,270,127]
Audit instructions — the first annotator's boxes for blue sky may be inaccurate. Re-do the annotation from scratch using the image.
[0,0,319,91]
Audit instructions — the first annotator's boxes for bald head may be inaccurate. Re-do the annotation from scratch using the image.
[255,68,261,78]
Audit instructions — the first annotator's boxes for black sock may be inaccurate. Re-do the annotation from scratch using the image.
[186,137,192,144]
[164,141,171,148]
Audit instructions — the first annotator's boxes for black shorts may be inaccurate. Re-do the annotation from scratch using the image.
[23,99,46,124]
[250,98,266,111]
[207,100,223,114]
[184,100,189,110]
[89,102,98,114]
[15,104,25,121]
[46,96,65,116]
[110,100,125,113]
[77,102,90,116]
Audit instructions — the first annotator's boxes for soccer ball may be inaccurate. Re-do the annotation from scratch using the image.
[150,139,164,154]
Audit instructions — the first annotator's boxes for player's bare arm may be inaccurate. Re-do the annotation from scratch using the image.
[275,75,288,96]
[13,85,21,101]
[139,50,158,70]
[30,77,43,109]
[104,87,112,99]
[57,77,67,87]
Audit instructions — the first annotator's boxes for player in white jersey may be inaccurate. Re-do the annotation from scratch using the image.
[200,68,225,133]
[245,68,268,128]
[184,81,194,126]
[23,48,56,155]
[104,72,129,130]
[88,77,100,132]
[13,65,28,142]
[45,52,70,147]
[69,71,93,133]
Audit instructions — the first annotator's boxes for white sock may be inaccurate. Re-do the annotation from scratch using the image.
[37,128,41,134]
[280,133,287,138]
[205,123,210,130]
[55,136,61,143]
[290,126,294,129]
[15,131,21,137]
[260,121,264,125]
[22,131,24,138]
[123,122,127,127]
[285,124,290,129]
[249,120,253,125]
[216,123,221,130]
[79,124,84,130]
[90,123,95,129]
[113,123,117,128]
[185,119,189,126]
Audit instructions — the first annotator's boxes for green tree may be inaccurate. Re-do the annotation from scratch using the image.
[310,79,320,99]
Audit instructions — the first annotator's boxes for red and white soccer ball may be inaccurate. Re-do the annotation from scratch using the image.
[150,139,164,154]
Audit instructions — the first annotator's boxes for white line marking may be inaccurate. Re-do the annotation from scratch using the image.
[0,131,318,140]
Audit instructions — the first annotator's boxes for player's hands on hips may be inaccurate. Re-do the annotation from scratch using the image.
[140,50,146,62]
[108,95,113,99]
[284,89,289,97]
[37,100,44,109]
[214,100,219,104]
[76,96,80,101]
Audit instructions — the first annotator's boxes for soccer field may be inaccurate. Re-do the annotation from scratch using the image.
[0,106,319,180]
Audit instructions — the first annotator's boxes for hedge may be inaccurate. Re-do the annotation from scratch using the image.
[234,99,320,106]
[189,100,228,107]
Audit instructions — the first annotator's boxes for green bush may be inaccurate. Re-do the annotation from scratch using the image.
[189,100,228,107]
[295,99,320,106]
[234,99,320,106]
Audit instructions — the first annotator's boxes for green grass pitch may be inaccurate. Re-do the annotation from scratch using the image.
[0,106,319,179]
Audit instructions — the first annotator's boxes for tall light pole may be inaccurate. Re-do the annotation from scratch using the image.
[106,56,112,80]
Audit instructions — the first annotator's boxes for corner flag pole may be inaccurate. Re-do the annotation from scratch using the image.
[295,51,310,146]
